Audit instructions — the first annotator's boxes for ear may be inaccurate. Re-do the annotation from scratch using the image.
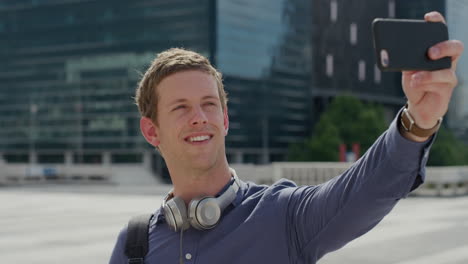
[140,117,160,147]
[223,107,229,136]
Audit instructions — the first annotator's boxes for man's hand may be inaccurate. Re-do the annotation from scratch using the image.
[401,11,464,142]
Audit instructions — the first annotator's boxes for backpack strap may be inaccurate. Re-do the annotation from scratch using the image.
[125,214,153,264]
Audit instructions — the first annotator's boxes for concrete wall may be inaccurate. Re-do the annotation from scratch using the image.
[2,160,467,197]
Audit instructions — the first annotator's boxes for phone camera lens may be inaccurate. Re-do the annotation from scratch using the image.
[380,49,389,67]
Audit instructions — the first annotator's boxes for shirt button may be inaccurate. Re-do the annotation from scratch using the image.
[185,253,192,260]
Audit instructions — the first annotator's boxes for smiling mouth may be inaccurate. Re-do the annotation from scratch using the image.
[185,135,213,143]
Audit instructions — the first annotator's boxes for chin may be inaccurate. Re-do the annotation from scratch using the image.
[189,158,217,170]
[188,154,223,171]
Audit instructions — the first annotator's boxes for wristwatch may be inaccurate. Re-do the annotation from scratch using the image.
[400,106,442,138]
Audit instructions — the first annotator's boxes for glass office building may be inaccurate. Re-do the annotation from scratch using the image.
[0,0,312,168]
[311,0,406,119]
[0,0,214,164]
[395,0,445,19]
[446,0,468,143]
[0,0,451,174]
[218,0,313,163]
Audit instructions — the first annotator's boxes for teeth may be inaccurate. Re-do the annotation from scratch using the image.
[189,135,210,142]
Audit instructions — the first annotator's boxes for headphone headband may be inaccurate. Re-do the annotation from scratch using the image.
[217,169,240,209]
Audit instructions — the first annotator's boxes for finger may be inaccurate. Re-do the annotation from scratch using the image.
[402,70,418,76]
[409,82,455,96]
[405,69,455,104]
[406,83,454,108]
[428,40,465,61]
[424,11,446,24]
[410,69,457,87]
[402,70,418,83]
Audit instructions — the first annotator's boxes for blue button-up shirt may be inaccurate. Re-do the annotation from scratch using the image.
[109,112,434,264]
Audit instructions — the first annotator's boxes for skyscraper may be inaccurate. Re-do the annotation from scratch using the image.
[310,0,447,121]
[446,0,468,142]
[0,0,456,181]
[311,0,406,123]
[218,0,313,163]
[0,0,313,175]
[0,0,214,166]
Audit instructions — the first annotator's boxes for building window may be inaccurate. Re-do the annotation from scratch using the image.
[389,0,395,18]
[374,64,381,84]
[331,0,338,22]
[326,54,334,77]
[104,32,113,43]
[350,23,357,45]
[103,9,114,21]
[358,60,366,81]
[67,14,75,25]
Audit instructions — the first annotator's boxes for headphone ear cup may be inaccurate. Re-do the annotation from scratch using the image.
[164,196,189,231]
[189,197,221,230]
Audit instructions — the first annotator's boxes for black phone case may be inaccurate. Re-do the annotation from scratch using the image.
[372,19,451,71]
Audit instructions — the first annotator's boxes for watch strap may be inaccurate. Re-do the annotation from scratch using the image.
[400,107,442,138]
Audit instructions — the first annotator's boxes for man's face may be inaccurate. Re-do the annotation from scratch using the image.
[152,70,228,171]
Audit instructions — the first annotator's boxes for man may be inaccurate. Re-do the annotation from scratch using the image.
[110,12,463,264]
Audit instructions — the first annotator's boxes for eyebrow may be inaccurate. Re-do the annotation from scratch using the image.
[167,95,219,107]
[167,98,187,107]
[201,95,220,101]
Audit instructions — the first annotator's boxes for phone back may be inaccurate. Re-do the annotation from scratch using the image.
[372,19,451,71]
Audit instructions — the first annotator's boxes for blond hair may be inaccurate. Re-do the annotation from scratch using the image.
[135,48,227,124]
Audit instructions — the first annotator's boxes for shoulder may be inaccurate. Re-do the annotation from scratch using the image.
[241,178,300,204]
[109,225,129,264]
[115,225,128,250]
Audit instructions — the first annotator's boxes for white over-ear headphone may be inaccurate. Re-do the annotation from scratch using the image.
[162,168,240,232]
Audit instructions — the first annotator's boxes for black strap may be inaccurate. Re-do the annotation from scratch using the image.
[125,214,153,264]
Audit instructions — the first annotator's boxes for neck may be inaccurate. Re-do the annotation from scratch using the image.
[168,158,232,205]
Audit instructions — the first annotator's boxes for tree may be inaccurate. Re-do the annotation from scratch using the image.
[287,115,341,161]
[427,125,468,166]
[287,95,387,161]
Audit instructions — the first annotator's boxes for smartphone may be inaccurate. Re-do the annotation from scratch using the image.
[372,18,451,72]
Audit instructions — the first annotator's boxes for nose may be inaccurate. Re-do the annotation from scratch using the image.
[190,106,208,126]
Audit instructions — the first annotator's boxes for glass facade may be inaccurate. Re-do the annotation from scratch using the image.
[217,0,313,162]
[0,0,313,165]
[395,0,445,19]
[312,0,405,107]
[446,0,468,142]
[310,0,448,122]
[1,0,456,168]
[0,0,213,163]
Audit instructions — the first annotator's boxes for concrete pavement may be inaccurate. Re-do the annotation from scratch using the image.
[0,184,168,264]
[320,196,468,264]
[1,185,467,264]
